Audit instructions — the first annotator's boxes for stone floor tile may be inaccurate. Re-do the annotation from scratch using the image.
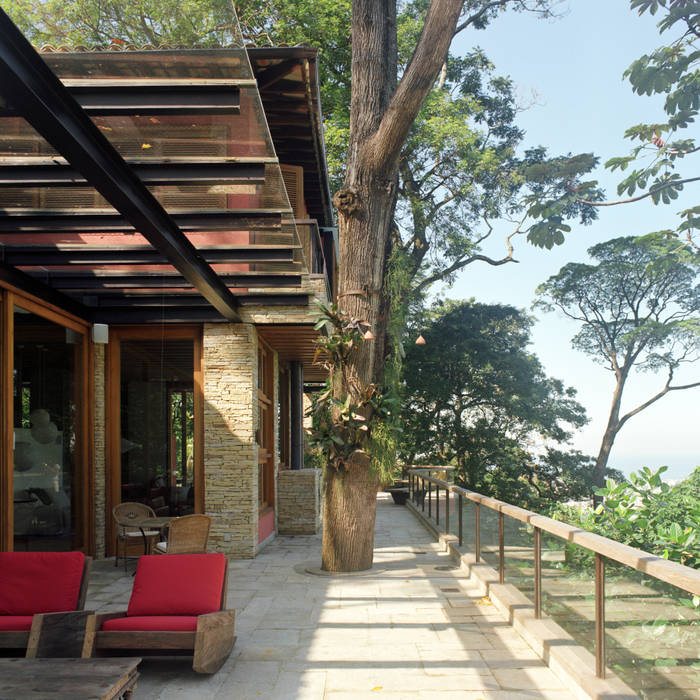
[84,494,578,700]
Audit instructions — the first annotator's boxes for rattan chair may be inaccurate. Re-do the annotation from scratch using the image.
[113,502,161,571]
[154,514,211,554]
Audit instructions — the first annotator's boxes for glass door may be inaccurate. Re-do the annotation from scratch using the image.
[12,304,86,551]
[107,327,202,553]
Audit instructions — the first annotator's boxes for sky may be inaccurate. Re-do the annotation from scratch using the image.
[446,0,699,481]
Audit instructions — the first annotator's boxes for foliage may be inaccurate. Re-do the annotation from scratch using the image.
[2,0,242,47]
[552,466,700,570]
[399,300,594,507]
[535,233,700,484]
[534,1,700,246]
[308,304,399,483]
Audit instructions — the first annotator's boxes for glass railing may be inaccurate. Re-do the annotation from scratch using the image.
[408,468,700,699]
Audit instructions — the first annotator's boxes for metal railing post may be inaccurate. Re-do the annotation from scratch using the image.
[445,488,450,534]
[458,494,463,546]
[595,553,606,678]
[475,502,480,562]
[534,527,542,619]
[436,484,440,526]
[499,512,505,584]
[421,476,425,512]
[428,481,432,519]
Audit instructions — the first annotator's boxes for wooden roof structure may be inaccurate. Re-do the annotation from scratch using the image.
[0,9,335,330]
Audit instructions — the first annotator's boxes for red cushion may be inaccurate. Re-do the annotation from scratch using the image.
[0,615,34,631]
[128,553,225,617]
[0,552,85,615]
[102,615,198,632]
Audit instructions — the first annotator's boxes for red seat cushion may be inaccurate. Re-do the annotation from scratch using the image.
[0,552,85,615]
[128,553,226,617]
[0,615,34,631]
[102,615,198,632]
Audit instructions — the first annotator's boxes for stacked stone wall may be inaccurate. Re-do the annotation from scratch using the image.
[277,468,320,535]
[203,323,259,557]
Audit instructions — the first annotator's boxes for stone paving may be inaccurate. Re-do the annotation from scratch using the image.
[86,494,578,699]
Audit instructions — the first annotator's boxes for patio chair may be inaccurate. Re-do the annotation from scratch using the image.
[0,551,92,657]
[86,553,235,674]
[154,513,211,555]
[113,501,161,571]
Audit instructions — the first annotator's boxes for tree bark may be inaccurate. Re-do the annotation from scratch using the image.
[593,371,628,492]
[322,0,464,572]
[322,461,379,571]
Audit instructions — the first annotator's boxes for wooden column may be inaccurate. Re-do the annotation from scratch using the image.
[290,361,304,470]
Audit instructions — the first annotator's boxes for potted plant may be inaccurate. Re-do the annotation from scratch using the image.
[385,465,410,505]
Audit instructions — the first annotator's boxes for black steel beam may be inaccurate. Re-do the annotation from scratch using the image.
[93,307,228,324]
[0,9,242,321]
[0,84,240,116]
[0,209,282,233]
[0,262,91,320]
[25,271,303,290]
[1,245,296,266]
[0,162,266,187]
[90,291,310,307]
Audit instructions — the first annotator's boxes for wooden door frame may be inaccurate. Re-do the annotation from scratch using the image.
[0,287,91,553]
[257,338,275,511]
[105,325,203,555]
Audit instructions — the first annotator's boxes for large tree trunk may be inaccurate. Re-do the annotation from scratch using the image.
[593,371,628,491]
[322,462,380,571]
[322,0,465,572]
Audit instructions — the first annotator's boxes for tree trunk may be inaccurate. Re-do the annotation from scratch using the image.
[322,462,380,571]
[322,0,465,571]
[593,371,628,491]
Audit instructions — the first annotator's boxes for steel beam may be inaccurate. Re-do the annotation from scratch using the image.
[0,9,242,321]
[2,245,295,266]
[0,83,240,116]
[28,271,303,290]
[0,162,266,187]
[0,210,282,233]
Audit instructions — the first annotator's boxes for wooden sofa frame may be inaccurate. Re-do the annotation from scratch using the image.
[84,560,235,674]
[0,555,92,657]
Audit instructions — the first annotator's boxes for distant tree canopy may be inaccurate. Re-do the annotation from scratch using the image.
[535,233,700,490]
[399,300,593,507]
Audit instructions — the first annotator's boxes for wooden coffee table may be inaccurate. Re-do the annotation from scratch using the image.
[0,657,141,699]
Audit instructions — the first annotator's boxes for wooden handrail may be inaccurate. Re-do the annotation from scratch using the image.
[407,467,700,597]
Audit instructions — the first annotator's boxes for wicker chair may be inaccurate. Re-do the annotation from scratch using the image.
[113,502,161,571]
[155,514,211,555]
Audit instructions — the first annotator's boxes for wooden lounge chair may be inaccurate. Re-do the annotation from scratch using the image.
[86,553,235,674]
[154,514,211,554]
[0,551,92,657]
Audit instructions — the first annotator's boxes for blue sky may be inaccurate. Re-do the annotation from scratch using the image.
[447,0,699,480]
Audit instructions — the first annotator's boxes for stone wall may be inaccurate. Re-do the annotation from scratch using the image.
[277,468,320,535]
[203,323,259,557]
[93,344,106,558]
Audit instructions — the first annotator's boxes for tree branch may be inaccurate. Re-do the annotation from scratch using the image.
[577,176,700,207]
[363,0,464,172]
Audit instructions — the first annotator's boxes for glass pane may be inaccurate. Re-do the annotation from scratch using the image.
[13,307,83,550]
[479,506,500,570]
[541,533,596,657]
[120,338,194,516]
[604,567,700,699]
[503,517,535,599]
[461,497,477,553]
